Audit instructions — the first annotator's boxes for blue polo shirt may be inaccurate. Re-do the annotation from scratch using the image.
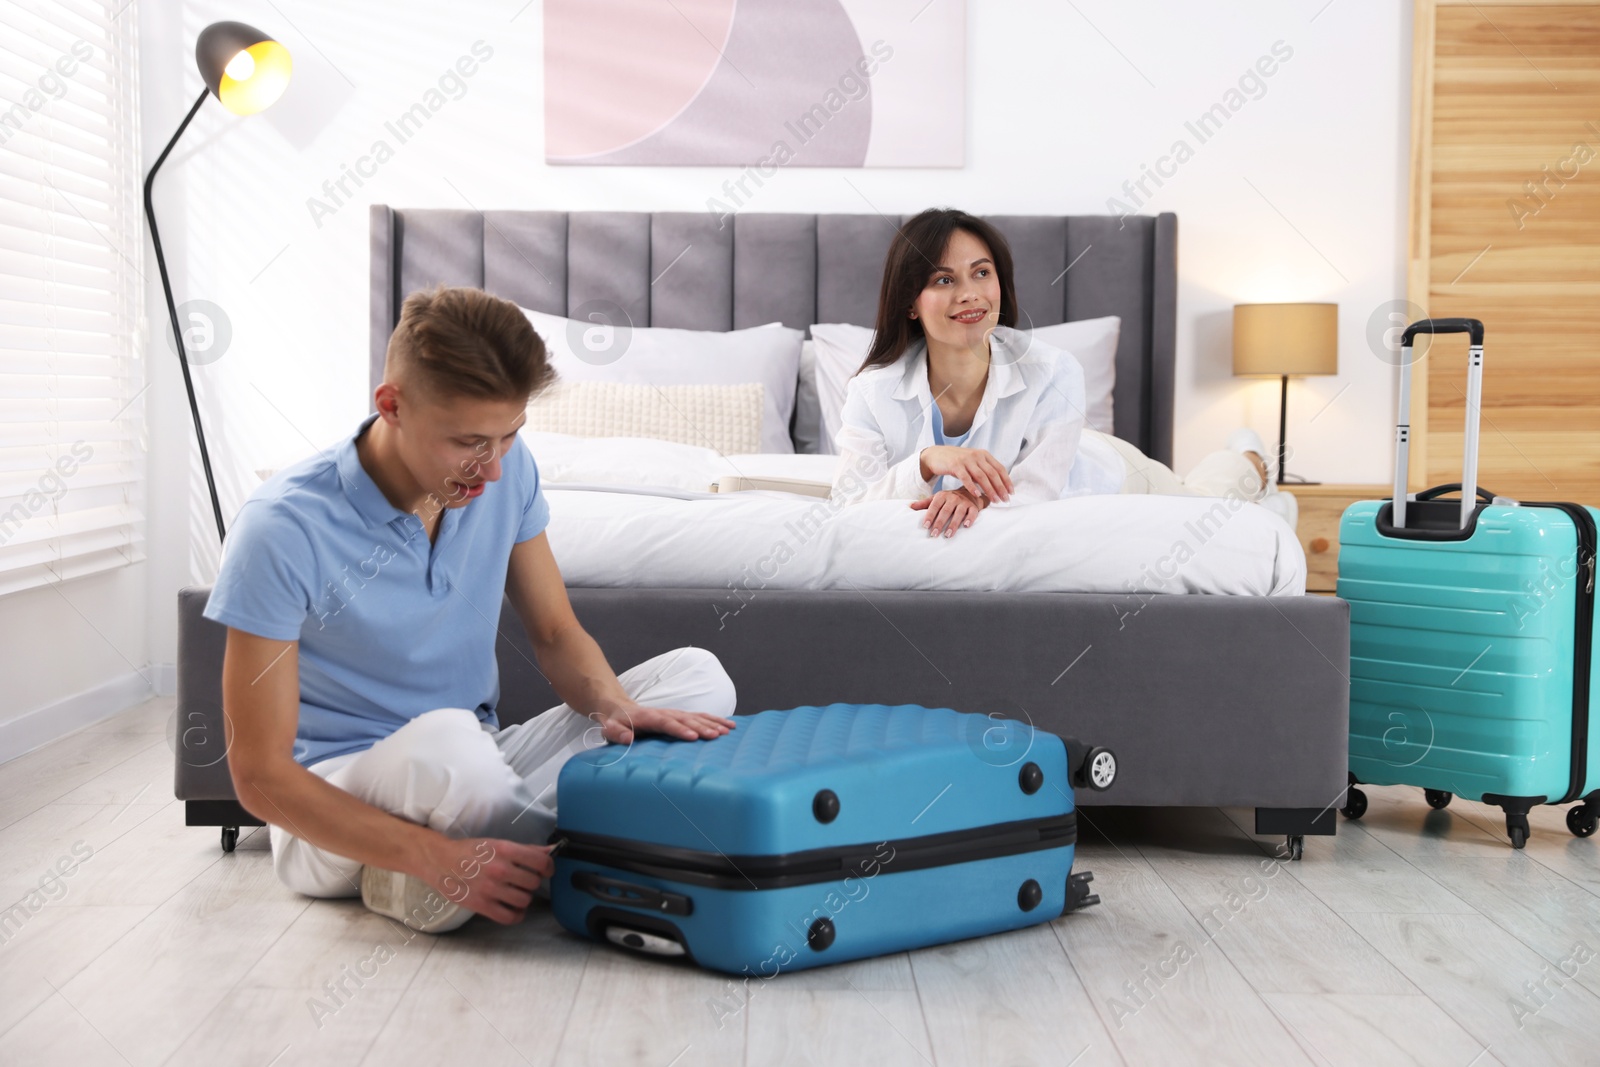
[203,413,551,767]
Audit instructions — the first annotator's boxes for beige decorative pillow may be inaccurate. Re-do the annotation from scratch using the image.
[525,380,764,455]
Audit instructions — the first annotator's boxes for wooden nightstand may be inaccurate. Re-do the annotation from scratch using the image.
[1287,484,1389,594]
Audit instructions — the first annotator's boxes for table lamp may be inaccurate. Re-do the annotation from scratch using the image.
[1232,302,1338,485]
[143,21,292,542]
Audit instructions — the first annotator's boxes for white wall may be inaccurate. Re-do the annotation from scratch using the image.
[0,570,153,747]
[137,0,1412,669]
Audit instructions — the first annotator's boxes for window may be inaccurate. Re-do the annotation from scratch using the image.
[0,0,144,596]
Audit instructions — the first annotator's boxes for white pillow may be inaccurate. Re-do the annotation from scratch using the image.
[521,307,803,454]
[520,429,840,493]
[1029,317,1120,434]
[525,380,763,456]
[807,323,873,456]
[522,430,726,492]
[808,316,1121,451]
[792,339,823,454]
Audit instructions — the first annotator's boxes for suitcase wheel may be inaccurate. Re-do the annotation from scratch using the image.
[1340,788,1367,821]
[1084,748,1117,792]
[1567,805,1598,839]
[1062,870,1099,914]
[1485,794,1543,850]
[1424,789,1453,811]
[1063,743,1118,792]
[1285,835,1304,862]
[221,826,238,853]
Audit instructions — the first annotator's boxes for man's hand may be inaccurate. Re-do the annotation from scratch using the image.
[588,698,737,745]
[910,486,989,538]
[416,836,555,925]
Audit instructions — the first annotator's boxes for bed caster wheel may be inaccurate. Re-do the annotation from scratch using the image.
[1567,805,1597,839]
[1506,814,1529,850]
[1340,788,1367,821]
[1285,835,1304,862]
[1084,747,1117,792]
[221,826,239,853]
[1424,789,1453,810]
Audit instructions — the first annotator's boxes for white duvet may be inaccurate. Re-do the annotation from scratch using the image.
[524,432,1306,598]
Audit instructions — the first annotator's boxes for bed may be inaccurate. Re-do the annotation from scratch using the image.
[174,207,1349,857]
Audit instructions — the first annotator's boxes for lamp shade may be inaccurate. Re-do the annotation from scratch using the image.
[1232,303,1338,377]
[196,21,291,115]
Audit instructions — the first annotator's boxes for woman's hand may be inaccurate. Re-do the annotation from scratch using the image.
[919,446,1014,503]
[910,487,989,538]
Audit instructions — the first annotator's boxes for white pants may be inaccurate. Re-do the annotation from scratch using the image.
[1091,431,1268,500]
[270,646,737,899]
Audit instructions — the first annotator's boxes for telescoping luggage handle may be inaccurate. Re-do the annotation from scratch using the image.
[1393,318,1484,531]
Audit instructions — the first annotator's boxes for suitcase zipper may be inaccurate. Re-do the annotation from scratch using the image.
[1520,502,1596,806]
[552,812,1076,891]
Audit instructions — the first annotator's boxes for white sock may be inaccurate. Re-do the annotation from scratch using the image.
[1226,428,1275,496]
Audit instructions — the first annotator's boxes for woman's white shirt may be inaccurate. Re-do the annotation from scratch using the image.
[830,326,1126,508]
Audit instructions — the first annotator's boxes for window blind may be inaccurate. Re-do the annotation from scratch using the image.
[0,0,144,596]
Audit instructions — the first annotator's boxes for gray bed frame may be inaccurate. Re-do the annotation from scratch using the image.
[174,208,1349,857]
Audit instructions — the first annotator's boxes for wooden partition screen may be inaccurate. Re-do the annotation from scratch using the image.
[1409,1,1600,502]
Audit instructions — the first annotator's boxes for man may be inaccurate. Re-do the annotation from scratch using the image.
[205,286,738,932]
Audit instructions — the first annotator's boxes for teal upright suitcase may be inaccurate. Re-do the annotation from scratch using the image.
[1338,318,1599,848]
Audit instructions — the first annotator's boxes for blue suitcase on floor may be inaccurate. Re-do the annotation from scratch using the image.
[1338,318,1600,848]
[545,703,1114,974]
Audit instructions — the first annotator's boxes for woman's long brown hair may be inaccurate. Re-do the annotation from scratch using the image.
[856,208,1019,376]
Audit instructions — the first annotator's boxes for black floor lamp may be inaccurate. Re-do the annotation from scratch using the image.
[144,21,292,542]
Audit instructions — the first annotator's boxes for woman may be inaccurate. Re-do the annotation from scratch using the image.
[830,208,1292,538]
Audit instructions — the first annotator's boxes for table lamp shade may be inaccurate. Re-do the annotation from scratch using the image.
[1233,303,1338,378]
[196,21,292,115]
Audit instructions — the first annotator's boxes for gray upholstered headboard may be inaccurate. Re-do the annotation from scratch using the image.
[369,208,1177,464]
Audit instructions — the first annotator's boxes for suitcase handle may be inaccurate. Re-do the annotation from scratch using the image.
[1400,317,1484,347]
[570,870,694,916]
[1393,318,1484,532]
[1415,483,1498,504]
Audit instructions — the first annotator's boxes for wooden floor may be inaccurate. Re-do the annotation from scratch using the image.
[2,697,1598,1066]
